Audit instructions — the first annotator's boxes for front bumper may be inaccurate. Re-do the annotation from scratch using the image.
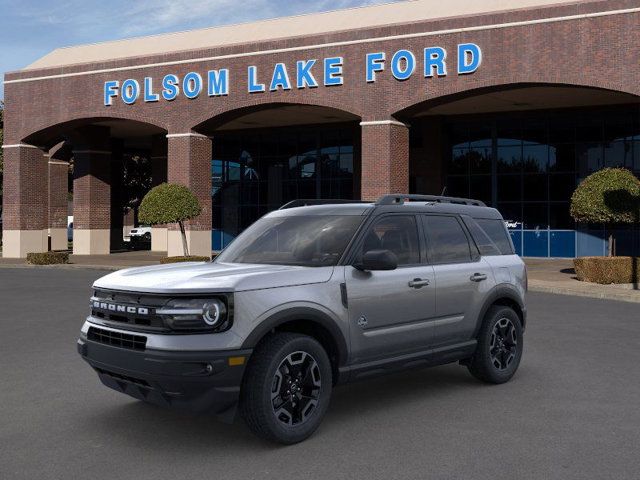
[77,335,251,421]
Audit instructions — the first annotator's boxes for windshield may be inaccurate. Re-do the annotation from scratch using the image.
[215,215,364,266]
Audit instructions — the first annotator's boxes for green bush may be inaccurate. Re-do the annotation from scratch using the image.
[160,255,210,264]
[570,168,640,224]
[139,183,202,256]
[574,256,640,284]
[570,168,640,256]
[27,251,69,265]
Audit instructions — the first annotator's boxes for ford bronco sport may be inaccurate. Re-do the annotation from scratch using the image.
[77,194,527,444]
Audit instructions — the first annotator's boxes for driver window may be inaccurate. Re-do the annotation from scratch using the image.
[360,215,420,266]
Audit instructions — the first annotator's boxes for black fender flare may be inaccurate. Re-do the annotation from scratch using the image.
[241,306,349,367]
[474,284,527,337]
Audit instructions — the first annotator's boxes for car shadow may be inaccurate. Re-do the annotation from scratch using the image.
[87,364,481,450]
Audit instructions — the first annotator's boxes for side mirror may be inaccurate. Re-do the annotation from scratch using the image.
[355,249,398,271]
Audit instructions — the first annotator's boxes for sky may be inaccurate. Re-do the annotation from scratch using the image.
[0,0,402,100]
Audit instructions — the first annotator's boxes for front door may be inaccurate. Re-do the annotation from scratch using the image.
[345,214,435,364]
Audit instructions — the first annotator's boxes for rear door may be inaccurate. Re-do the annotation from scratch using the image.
[345,214,435,363]
[422,214,495,348]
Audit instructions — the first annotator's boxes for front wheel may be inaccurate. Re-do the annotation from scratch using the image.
[240,333,332,444]
[467,306,523,384]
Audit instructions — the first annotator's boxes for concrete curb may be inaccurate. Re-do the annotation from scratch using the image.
[528,281,640,304]
[0,263,124,272]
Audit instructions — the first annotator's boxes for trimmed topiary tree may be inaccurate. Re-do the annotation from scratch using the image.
[139,183,202,257]
[570,168,640,256]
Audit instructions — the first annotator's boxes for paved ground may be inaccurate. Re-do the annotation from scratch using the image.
[1,268,639,480]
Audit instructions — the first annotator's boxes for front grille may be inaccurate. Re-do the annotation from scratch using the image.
[88,326,147,351]
[90,290,168,331]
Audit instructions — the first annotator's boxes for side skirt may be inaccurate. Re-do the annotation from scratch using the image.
[337,340,477,384]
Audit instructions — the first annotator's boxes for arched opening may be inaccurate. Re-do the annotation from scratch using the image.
[195,104,361,250]
[397,84,640,258]
[24,118,167,254]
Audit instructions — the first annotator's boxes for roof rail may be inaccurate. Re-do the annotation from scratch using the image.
[279,199,370,210]
[376,194,486,207]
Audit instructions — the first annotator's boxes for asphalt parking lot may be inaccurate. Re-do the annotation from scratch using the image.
[1,268,639,480]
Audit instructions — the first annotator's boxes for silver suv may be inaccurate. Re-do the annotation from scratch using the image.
[77,194,527,444]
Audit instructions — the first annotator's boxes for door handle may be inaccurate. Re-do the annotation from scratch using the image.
[408,278,430,288]
[470,273,488,282]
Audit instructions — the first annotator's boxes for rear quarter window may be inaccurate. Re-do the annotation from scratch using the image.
[474,218,514,255]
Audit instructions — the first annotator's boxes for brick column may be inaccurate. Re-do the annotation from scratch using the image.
[110,141,125,251]
[150,134,168,252]
[2,144,49,258]
[166,132,212,257]
[48,143,70,251]
[360,120,410,201]
[71,127,112,255]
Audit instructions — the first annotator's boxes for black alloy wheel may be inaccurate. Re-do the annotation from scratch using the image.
[271,351,322,426]
[490,317,518,370]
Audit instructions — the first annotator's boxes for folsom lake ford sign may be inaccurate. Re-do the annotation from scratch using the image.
[103,43,482,106]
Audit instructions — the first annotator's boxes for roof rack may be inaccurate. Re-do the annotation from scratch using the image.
[376,194,486,207]
[279,199,370,210]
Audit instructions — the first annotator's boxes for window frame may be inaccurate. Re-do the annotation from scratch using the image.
[421,214,480,265]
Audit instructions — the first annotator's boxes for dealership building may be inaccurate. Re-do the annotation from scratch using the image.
[3,0,640,258]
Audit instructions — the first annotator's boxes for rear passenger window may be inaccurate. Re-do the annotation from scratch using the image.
[475,219,514,255]
[360,215,420,265]
[463,217,502,256]
[423,216,472,264]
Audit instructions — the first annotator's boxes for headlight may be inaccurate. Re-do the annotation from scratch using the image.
[157,297,230,332]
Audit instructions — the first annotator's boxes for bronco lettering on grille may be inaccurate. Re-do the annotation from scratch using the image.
[92,301,149,315]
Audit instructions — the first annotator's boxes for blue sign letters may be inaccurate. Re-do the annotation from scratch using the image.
[103,43,482,106]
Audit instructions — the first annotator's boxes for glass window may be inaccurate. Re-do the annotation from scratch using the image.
[469,147,491,174]
[522,144,548,173]
[445,176,469,198]
[497,175,521,202]
[497,145,522,173]
[549,174,576,202]
[549,144,575,172]
[464,218,501,256]
[549,202,574,229]
[360,215,420,266]
[470,175,492,205]
[216,215,363,266]
[577,143,603,175]
[523,174,547,202]
[604,141,632,168]
[450,148,469,175]
[423,215,472,264]
[475,218,514,255]
[523,203,548,230]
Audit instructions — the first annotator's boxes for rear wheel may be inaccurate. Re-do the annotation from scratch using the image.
[240,333,332,444]
[467,306,523,384]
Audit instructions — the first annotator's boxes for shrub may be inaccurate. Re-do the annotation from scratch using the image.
[570,168,640,256]
[160,255,210,264]
[27,251,69,265]
[574,256,640,284]
[139,183,202,257]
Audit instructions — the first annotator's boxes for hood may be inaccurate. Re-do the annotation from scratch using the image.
[93,261,334,294]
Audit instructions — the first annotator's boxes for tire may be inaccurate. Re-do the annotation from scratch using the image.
[467,306,523,384]
[240,333,332,444]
